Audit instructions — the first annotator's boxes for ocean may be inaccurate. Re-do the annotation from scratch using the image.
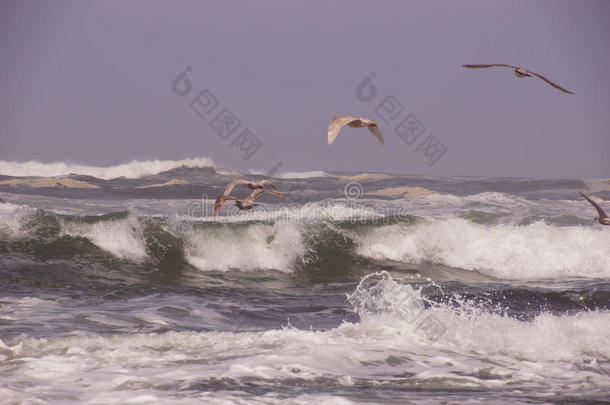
[0,158,608,404]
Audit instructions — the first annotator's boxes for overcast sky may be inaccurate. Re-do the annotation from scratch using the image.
[1,0,609,179]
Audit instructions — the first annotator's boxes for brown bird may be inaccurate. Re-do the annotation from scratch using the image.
[462,64,574,94]
[221,179,276,194]
[233,188,285,210]
[214,194,238,215]
[214,179,279,214]
[327,116,385,147]
[579,191,610,225]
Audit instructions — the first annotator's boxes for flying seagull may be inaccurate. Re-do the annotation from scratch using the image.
[328,116,385,147]
[233,188,285,210]
[214,188,285,214]
[579,191,610,225]
[214,194,238,215]
[462,64,574,94]
[220,179,276,194]
[214,179,280,214]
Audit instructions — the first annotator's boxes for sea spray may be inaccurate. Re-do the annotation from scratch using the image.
[346,271,448,341]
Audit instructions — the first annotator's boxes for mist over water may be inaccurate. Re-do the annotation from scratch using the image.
[1,159,609,404]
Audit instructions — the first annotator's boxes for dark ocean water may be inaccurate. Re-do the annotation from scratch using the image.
[0,160,609,404]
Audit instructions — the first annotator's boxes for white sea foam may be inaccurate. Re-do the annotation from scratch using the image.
[355,218,610,279]
[243,167,328,178]
[0,157,214,179]
[1,274,608,404]
[182,199,391,224]
[184,222,307,272]
[277,170,329,179]
[61,215,148,261]
[0,203,36,239]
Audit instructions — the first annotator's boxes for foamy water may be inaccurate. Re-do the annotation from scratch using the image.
[0,273,608,404]
[1,161,608,403]
[355,218,610,279]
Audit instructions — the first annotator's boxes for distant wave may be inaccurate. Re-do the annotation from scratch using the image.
[0,157,214,180]
[277,170,329,179]
[356,218,610,279]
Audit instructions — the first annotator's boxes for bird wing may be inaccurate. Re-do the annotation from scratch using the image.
[527,71,574,94]
[249,188,286,201]
[367,124,385,147]
[462,64,519,69]
[579,191,608,220]
[328,116,359,144]
[463,64,574,94]
[260,179,277,190]
[214,195,237,214]
[246,180,277,190]
[223,179,249,196]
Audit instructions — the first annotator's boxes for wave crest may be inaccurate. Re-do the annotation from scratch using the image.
[356,218,610,279]
[0,157,214,179]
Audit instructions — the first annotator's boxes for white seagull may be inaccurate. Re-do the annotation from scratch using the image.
[327,116,385,147]
[233,188,285,211]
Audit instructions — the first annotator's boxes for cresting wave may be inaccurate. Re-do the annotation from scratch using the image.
[0,157,215,179]
[0,157,330,181]
[276,170,329,179]
[355,218,610,279]
[1,207,609,279]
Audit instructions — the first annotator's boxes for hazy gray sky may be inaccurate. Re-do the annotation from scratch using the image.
[1,0,609,179]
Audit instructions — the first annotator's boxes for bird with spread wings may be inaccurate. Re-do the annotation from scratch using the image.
[579,191,610,225]
[462,64,574,94]
[327,116,385,147]
[214,179,282,214]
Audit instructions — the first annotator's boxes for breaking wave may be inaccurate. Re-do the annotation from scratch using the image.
[0,157,214,179]
[1,272,608,403]
[355,218,610,279]
[2,205,609,279]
